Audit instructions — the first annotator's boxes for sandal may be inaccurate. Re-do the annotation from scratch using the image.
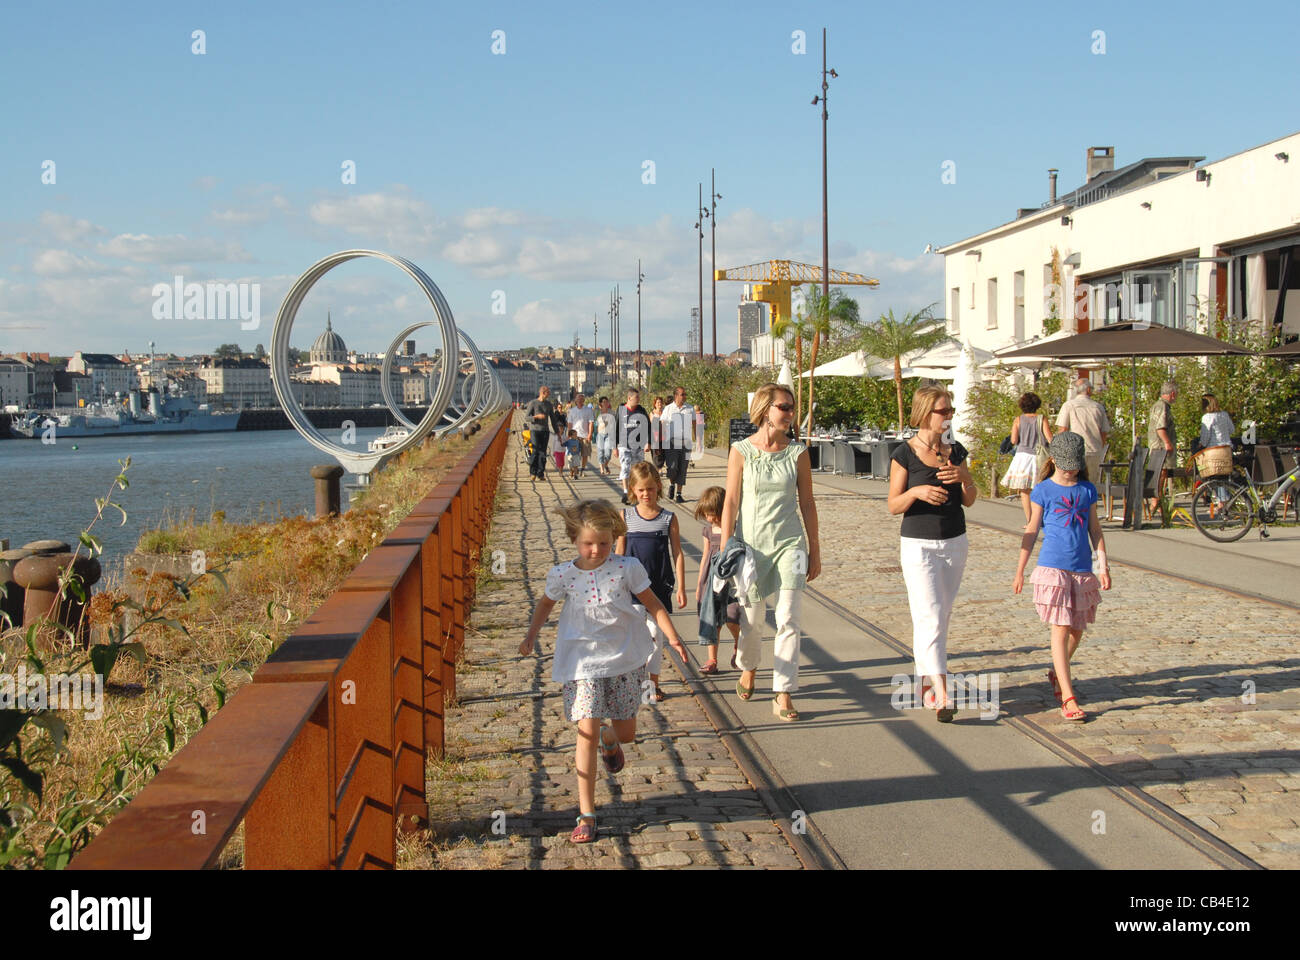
[772,697,800,721]
[570,815,598,844]
[599,726,625,774]
[936,702,957,723]
[1047,669,1062,704]
[1061,696,1086,722]
[654,684,666,702]
[701,659,718,675]
[730,650,738,669]
[736,676,754,701]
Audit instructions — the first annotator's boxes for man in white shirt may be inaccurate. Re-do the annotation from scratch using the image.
[1056,377,1111,480]
[565,393,596,475]
[660,385,696,502]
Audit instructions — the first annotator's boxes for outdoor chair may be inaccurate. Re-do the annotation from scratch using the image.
[1277,448,1299,520]
[1104,444,1146,524]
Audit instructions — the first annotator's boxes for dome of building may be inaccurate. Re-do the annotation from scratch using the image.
[310,313,348,365]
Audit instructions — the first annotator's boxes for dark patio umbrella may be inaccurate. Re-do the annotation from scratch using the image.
[1262,340,1300,358]
[997,322,1253,448]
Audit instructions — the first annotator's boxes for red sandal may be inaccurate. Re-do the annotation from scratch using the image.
[1061,696,1086,722]
[701,659,718,675]
[570,815,598,843]
[599,726,625,774]
[1047,669,1062,704]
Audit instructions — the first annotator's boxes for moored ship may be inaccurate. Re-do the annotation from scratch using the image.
[12,387,240,439]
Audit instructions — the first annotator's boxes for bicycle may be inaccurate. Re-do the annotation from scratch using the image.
[1190,447,1300,542]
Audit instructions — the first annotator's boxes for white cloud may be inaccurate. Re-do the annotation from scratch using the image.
[193,176,220,191]
[441,233,513,267]
[460,207,525,230]
[97,233,254,263]
[212,207,269,225]
[512,299,575,335]
[32,249,104,276]
[39,212,108,244]
[308,190,439,249]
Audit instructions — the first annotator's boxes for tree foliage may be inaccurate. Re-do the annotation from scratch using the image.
[854,307,954,430]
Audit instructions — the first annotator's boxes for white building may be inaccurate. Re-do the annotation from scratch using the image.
[749,332,786,368]
[67,352,133,399]
[0,357,33,408]
[939,134,1300,353]
[197,357,275,408]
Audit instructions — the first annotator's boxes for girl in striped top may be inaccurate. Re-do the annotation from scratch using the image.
[616,461,686,701]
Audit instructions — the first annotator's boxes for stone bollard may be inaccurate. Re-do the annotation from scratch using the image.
[311,464,345,518]
[0,548,33,630]
[23,539,72,556]
[13,552,102,645]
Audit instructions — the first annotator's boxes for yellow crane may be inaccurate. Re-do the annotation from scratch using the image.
[713,259,879,331]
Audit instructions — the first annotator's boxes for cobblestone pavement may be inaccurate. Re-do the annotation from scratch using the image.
[400,426,802,869]
[773,460,1300,869]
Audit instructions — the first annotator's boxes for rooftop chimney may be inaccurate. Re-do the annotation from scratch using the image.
[1087,146,1115,182]
[1048,168,1059,203]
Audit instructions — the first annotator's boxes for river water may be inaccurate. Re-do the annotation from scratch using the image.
[0,428,392,563]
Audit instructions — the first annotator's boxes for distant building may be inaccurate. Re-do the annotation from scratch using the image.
[67,352,133,399]
[487,358,539,403]
[197,356,274,408]
[749,332,785,368]
[0,357,33,408]
[52,371,94,408]
[737,302,766,357]
[309,314,349,365]
[290,377,341,408]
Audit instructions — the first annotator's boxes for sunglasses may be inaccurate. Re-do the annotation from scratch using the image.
[932,407,955,417]
[772,402,795,413]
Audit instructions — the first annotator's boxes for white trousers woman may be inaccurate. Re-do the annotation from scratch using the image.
[736,590,803,692]
[899,534,968,676]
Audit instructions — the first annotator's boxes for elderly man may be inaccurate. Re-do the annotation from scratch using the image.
[565,393,595,475]
[660,385,695,502]
[1056,377,1112,480]
[1146,380,1178,506]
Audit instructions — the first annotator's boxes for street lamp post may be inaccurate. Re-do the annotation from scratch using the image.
[710,169,721,362]
[636,259,646,387]
[695,183,706,359]
[811,27,836,321]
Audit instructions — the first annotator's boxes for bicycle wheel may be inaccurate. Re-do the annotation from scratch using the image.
[1191,477,1255,542]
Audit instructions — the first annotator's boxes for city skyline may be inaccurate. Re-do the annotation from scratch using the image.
[4,1,1298,356]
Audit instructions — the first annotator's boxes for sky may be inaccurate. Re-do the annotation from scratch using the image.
[3,0,1298,358]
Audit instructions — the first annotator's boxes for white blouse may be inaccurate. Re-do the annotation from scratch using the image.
[1199,411,1235,450]
[544,555,653,682]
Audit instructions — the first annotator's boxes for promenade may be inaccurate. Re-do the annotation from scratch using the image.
[411,429,1299,869]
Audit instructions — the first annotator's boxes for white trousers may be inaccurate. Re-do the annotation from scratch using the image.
[736,589,803,693]
[645,615,664,676]
[899,534,969,677]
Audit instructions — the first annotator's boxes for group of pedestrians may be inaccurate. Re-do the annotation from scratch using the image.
[517,375,1183,841]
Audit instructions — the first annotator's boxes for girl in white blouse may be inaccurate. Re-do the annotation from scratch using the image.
[520,499,687,844]
[1199,394,1235,451]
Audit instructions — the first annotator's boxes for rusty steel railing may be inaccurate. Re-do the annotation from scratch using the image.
[69,412,513,870]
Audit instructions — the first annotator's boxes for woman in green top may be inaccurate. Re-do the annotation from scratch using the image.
[719,383,822,721]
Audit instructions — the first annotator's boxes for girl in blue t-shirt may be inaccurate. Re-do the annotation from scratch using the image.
[1012,432,1112,722]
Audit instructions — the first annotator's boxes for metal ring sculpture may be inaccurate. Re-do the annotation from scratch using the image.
[270,250,458,475]
[378,326,499,438]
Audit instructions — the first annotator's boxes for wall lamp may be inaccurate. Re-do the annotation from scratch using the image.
[1060,216,1072,226]
[1196,169,1211,185]
[1140,202,1152,210]
[1277,152,1290,162]
[965,248,981,260]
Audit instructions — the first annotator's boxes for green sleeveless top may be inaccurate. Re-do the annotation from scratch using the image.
[734,437,808,601]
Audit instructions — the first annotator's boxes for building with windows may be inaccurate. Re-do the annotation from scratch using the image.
[0,357,33,408]
[737,301,766,357]
[197,357,275,408]
[939,133,1300,353]
[67,352,133,399]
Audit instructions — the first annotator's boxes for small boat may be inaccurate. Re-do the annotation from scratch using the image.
[368,425,410,453]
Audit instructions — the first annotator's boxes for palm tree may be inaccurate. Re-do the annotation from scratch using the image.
[855,306,953,430]
[771,309,812,430]
[803,285,861,432]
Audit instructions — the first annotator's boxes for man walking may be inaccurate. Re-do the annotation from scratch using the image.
[1056,377,1112,480]
[565,393,595,475]
[1147,380,1178,504]
[523,385,555,481]
[616,388,652,504]
[660,385,695,502]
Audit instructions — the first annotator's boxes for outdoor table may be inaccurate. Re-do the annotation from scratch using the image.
[807,436,836,471]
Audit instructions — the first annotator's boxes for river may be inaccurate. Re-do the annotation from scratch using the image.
[0,427,393,562]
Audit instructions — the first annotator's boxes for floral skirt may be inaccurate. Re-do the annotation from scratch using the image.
[1001,451,1038,492]
[562,665,647,721]
[1030,565,1101,631]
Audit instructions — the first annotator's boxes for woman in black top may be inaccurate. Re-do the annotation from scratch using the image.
[888,385,978,721]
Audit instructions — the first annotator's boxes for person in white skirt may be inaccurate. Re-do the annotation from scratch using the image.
[888,385,978,722]
[1001,392,1053,526]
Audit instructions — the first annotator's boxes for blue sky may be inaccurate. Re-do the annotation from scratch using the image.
[3,0,1297,357]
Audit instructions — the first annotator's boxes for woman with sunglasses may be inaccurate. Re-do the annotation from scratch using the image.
[887,385,978,722]
[719,383,821,721]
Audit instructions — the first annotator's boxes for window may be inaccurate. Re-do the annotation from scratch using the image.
[1013,271,1025,341]
[949,288,960,333]
[987,278,999,329]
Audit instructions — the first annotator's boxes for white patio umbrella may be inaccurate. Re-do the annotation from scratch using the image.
[777,359,794,388]
[948,341,983,446]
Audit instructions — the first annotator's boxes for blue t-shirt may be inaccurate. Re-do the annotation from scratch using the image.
[1031,478,1098,572]
[564,437,582,456]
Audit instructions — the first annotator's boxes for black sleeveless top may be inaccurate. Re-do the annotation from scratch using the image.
[891,440,968,540]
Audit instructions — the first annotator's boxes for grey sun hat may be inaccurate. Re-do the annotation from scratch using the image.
[1049,431,1086,472]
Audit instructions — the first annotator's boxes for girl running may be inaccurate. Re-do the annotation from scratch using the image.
[616,461,686,702]
[1012,432,1112,722]
[520,500,687,843]
[694,485,741,675]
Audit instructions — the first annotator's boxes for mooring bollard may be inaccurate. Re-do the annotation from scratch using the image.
[13,552,102,645]
[22,539,72,556]
[311,464,345,518]
[0,548,33,629]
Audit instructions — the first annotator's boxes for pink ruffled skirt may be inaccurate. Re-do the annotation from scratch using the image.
[1030,566,1101,631]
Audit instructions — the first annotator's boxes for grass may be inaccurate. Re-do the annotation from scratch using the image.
[0,431,481,869]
